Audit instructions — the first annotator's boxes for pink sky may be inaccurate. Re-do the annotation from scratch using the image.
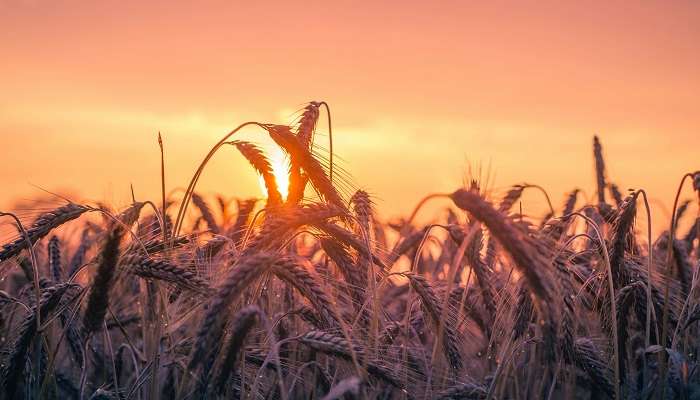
[1,1,699,227]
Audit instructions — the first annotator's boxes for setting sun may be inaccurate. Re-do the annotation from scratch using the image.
[258,145,290,201]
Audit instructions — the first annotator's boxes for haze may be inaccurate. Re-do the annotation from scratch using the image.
[1,1,699,224]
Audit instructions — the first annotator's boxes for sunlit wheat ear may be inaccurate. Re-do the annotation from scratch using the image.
[296,102,321,148]
[119,254,210,294]
[673,199,692,229]
[608,193,638,287]
[266,124,345,210]
[214,195,229,220]
[191,193,220,234]
[350,190,372,234]
[609,183,624,206]
[82,225,124,337]
[116,201,145,226]
[189,253,278,370]
[593,135,608,205]
[498,184,526,212]
[1,282,73,398]
[449,189,557,305]
[195,235,229,261]
[227,141,283,206]
[286,102,321,205]
[562,188,580,216]
[213,305,261,392]
[350,190,373,274]
[0,203,89,262]
[450,188,563,365]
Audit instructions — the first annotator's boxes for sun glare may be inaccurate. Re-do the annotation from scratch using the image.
[258,146,290,201]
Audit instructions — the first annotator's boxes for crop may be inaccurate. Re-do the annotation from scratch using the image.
[0,102,698,399]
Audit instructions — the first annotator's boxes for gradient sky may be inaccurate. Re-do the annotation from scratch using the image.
[1,1,699,227]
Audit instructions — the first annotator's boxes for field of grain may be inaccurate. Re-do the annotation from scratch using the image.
[0,102,699,400]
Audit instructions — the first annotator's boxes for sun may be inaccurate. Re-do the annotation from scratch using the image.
[258,146,290,201]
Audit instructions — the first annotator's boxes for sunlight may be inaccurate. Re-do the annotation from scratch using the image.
[258,145,290,201]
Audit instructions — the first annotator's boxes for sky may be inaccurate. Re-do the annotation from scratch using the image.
[1,1,699,228]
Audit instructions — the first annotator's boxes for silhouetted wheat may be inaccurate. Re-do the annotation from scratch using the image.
[0,104,696,399]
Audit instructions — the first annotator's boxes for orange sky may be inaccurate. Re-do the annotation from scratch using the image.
[1,1,699,227]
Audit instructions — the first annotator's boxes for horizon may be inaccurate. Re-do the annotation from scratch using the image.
[2,1,699,227]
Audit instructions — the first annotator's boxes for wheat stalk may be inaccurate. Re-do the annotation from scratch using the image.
[0,203,89,262]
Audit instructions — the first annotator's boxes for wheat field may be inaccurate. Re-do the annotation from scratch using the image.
[0,102,699,400]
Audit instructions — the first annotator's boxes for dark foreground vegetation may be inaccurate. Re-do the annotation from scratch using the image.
[1,102,699,399]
